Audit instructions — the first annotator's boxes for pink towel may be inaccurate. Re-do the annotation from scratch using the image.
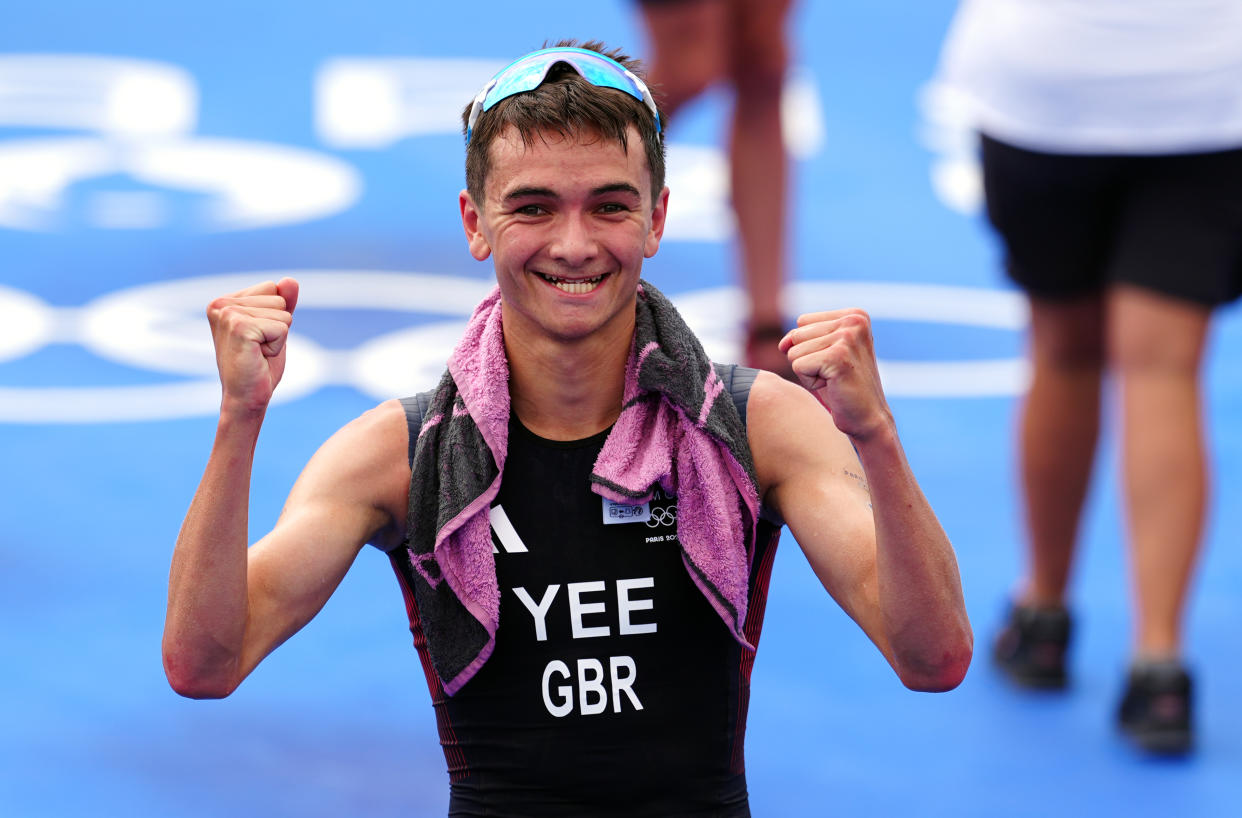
[406,281,761,695]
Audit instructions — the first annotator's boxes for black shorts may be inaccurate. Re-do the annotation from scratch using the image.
[980,133,1242,306]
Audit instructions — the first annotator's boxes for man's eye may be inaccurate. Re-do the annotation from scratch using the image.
[515,205,545,216]
[598,203,629,214]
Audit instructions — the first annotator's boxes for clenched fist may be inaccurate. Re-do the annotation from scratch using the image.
[206,278,299,414]
[778,308,893,442]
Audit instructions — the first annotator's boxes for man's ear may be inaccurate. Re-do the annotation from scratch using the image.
[460,190,492,261]
[644,185,670,259]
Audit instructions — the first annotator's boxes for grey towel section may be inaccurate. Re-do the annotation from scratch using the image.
[400,391,433,468]
[625,287,758,493]
[403,368,500,690]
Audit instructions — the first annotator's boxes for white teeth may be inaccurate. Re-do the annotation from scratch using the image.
[539,273,606,294]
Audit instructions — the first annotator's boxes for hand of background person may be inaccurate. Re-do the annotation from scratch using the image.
[778,308,894,442]
[206,278,299,415]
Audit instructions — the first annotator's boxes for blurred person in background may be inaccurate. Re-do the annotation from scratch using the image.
[933,0,1242,754]
[637,0,796,377]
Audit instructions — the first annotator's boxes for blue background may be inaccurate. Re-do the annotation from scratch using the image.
[2,2,1240,816]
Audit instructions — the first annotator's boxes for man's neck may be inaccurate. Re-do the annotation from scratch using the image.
[505,325,632,442]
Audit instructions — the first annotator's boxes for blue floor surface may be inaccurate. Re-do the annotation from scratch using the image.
[2,2,1240,816]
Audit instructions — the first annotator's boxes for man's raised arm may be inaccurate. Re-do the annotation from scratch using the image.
[748,309,973,692]
[161,278,410,698]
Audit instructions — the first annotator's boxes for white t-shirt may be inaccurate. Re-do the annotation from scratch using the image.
[932,0,1242,154]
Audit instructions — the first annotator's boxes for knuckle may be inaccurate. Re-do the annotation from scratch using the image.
[218,306,249,332]
[839,312,872,340]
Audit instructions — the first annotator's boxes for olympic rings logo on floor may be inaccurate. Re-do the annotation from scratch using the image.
[0,274,1029,424]
[0,54,828,238]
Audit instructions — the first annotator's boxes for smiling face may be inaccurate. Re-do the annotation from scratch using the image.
[460,124,668,348]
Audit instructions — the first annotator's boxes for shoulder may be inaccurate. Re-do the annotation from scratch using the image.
[319,399,410,466]
[744,371,861,515]
[745,369,829,442]
[288,399,412,548]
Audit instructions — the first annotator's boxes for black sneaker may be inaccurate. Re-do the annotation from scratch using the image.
[992,602,1071,689]
[1117,661,1194,755]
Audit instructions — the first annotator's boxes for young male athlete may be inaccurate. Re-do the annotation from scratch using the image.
[163,41,972,816]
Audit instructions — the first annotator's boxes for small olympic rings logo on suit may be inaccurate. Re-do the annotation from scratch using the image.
[645,505,677,528]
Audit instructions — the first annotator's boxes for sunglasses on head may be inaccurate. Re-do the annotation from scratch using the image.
[465,46,662,145]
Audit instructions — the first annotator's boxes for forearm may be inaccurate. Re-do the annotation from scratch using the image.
[854,424,973,691]
[162,406,265,698]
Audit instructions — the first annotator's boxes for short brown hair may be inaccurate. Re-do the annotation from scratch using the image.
[462,39,666,206]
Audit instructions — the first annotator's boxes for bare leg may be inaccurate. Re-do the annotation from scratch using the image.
[638,0,729,117]
[1016,294,1106,607]
[641,0,794,373]
[728,0,793,328]
[729,0,794,372]
[1107,285,1211,659]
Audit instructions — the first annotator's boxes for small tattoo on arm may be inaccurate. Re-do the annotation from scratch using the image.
[843,467,873,510]
[843,467,869,491]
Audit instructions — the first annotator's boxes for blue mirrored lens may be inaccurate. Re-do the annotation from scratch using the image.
[466,47,662,145]
[480,60,564,110]
[482,50,640,110]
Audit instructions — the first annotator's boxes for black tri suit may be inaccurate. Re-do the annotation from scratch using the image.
[388,370,780,817]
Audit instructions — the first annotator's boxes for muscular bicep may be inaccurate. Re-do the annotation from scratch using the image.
[748,374,889,650]
[236,400,411,679]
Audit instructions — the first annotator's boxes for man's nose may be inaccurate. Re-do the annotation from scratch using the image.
[548,212,598,267]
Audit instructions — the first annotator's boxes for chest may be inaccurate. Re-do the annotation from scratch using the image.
[469,419,733,720]
[492,421,717,646]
